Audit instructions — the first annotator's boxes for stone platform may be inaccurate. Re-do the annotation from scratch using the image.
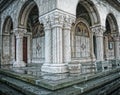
[0,66,120,95]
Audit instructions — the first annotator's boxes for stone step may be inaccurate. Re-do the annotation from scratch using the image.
[0,74,52,95]
[0,82,24,95]
[0,68,120,91]
[0,68,120,95]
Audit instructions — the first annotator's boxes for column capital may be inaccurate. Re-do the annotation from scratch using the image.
[39,16,51,30]
[39,10,76,29]
[63,15,75,30]
[14,28,27,38]
[91,25,106,37]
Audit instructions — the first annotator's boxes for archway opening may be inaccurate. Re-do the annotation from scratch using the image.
[18,1,45,64]
[27,4,45,64]
[2,16,15,67]
[71,0,99,62]
[104,14,119,60]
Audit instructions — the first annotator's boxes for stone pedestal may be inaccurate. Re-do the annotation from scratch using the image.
[68,62,81,73]
[13,28,26,67]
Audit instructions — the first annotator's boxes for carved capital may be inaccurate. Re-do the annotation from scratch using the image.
[63,15,75,30]
[14,28,27,38]
[91,25,105,37]
[50,12,64,28]
[39,16,51,30]
[39,10,76,29]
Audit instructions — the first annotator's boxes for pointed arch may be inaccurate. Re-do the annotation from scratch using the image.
[2,16,13,34]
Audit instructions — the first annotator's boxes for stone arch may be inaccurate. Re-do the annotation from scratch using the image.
[18,0,39,28]
[104,13,119,60]
[76,0,100,26]
[106,13,119,34]
[2,16,15,67]
[71,18,95,62]
[2,16,13,34]
[16,0,45,64]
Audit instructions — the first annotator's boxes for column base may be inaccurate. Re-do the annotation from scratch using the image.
[13,61,26,67]
[41,63,68,73]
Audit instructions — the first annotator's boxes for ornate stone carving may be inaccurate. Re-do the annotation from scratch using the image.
[91,25,106,37]
[14,28,27,38]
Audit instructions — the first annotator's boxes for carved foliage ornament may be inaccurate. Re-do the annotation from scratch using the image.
[32,23,44,38]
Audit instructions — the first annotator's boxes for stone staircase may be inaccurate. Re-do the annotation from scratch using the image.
[0,67,120,95]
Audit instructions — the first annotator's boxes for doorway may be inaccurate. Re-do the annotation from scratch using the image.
[23,37,27,63]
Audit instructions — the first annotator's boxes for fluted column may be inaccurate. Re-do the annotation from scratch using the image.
[91,26,105,61]
[115,36,120,59]
[13,28,27,67]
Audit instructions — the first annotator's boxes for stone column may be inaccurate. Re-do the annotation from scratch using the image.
[63,16,75,63]
[13,28,27,67]
[50,13,68,73]
[27,34,32,64]
[104,36,109,60]
[115,37,120,59]
[90,31,96,61]
[40,12,69,73]
[91,26,105,61]
[11,33,15,63]
[44,21,52,63]
[40,17,52,72]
